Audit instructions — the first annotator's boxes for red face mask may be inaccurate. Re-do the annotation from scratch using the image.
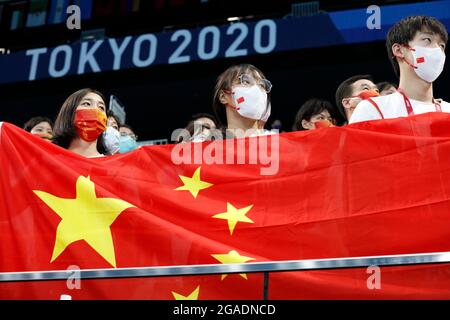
[356,89,380,100]
[32,133,53,141]
[314,120,334,129]
[74,108,107,142]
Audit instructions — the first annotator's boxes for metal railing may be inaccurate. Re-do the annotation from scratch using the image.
[1,251,450,299]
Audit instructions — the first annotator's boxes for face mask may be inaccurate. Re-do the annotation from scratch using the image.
[261,101,271,123]
[227,85,269,120]
[358,89,380,100]
[404,46,446,82]
[32,133,53,141]
[348,89,380,107]
[74,109,107,142]
[313,120,334,129]
[103,126,121,155]
[119,135,138,154]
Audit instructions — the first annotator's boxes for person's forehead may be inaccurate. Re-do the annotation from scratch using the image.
[35,121,51,128]
[120,127,133,134]
[414,29,445,42]
[382,85,396,91]
[196,117,215,125]
[82,92,104,103]
[352,79,375,90]
[238,69,263,80]
[314,110,331,117]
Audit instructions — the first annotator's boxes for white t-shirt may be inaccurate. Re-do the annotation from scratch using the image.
[349,91,450,124]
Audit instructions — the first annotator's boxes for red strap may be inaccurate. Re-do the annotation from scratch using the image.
[435,100,443,112]
[397,88,441,115]
[366,98,384,119]
[226,103,240,111]
[223,89,241,111]
[399,89,415,116]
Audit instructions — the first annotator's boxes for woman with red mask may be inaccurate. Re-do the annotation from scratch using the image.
[53,88,107,158]
[292,99,337,131]
[23,116,54,141]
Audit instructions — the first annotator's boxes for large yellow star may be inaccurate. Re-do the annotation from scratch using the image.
[33,175,134,267]
[213,203,254,235]
[174,167,213,198]
[211,250,255,281]
[172,285,200,300]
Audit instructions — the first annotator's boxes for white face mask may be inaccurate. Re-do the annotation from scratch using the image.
[261,101,271,123]
[408,46,446,83]
[103,126,121,155]
[230,85,269,120]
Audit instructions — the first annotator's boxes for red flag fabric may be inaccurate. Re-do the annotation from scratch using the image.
[1,112,450,299]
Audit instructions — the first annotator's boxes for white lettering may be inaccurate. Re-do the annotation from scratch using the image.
[132,34,157,67]
[48,45,72,78]
[366,5,381,30]
[66,265,81,290]
[26,48,48,81]
[108,37,132,70]
[77,40,103,74]
[254,20,277,54]
[366,265,381,289]
[66,5,81,30]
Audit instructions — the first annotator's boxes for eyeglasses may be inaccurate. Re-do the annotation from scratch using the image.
[120,132,138,141]
[237,74,272,93]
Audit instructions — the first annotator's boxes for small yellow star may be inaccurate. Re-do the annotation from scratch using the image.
[33,175,134,267]
[174,167,213,198]
[213,203,254,235]
[211,250,255,281]
[172,285,200,300]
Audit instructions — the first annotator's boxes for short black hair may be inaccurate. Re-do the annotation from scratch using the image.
[120,123,135,134]
[23,116,53,132]
[335,74,373,120]
[376,81,398,92]
[106,110,121,127]
[191,112,216,122]
[186,113,217,133]
[386,15,448,77]
[293,99,336,131]
[190,113,217,125]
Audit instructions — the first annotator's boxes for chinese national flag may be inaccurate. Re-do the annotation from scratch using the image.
[1,112,450,299]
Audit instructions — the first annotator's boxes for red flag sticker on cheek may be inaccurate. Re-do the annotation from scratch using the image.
[237,96,245,104]
[416,57,425,64]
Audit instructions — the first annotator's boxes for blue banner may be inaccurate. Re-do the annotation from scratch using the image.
[0,0,449,84]
[48,0,69,25]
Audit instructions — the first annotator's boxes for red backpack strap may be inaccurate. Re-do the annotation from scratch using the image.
[366,98,384,119]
